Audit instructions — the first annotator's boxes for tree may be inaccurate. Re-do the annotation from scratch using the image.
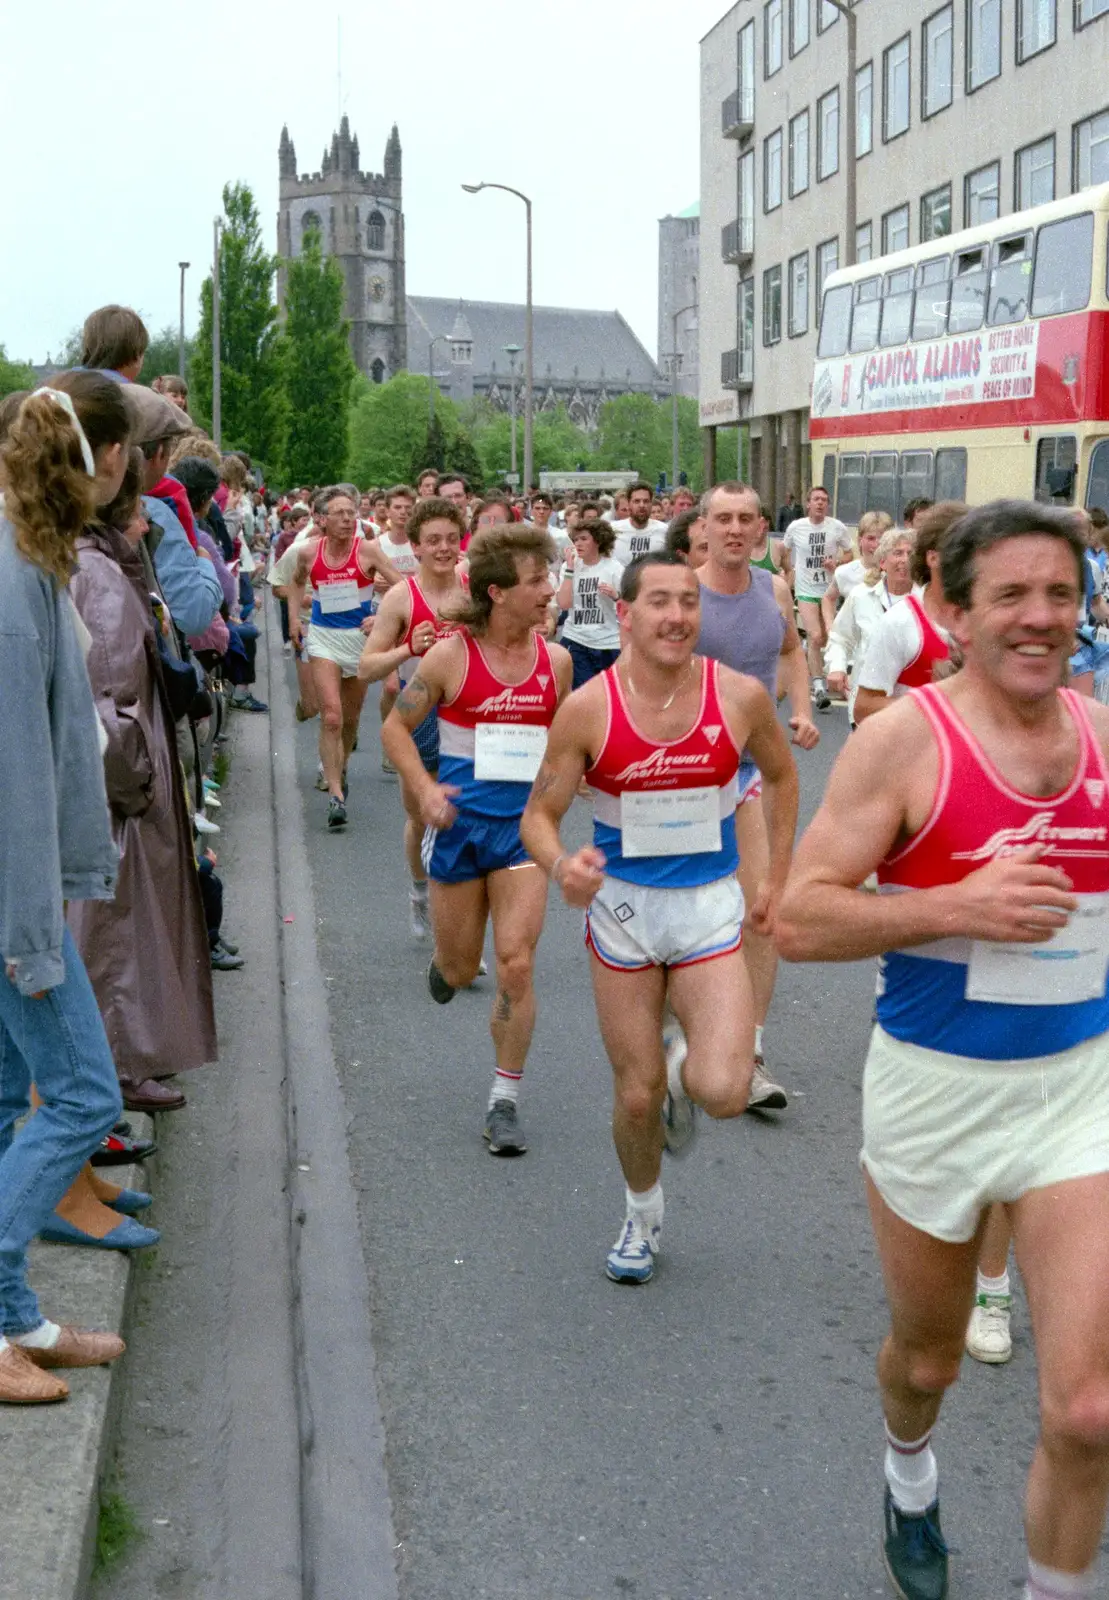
[462,399,589,485]
[281,229,356,485]
[0,346,36,400]
[139,325,195,388]
[592,393,669,484]
[190,183,287,465]
[348,373,446,487]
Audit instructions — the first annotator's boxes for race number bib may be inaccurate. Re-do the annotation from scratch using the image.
[474,723,548,783]
[318,579,361,615]
[965,893,1109,1005]
[620,787,722,857]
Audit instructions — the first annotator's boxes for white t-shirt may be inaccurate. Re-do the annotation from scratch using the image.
[610,518,669,568]
[829,558,872,603]
[374,533,420,594]
[559,556,623,649]
[782,516,852,598]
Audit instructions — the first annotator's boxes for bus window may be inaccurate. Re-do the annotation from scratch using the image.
[849,277,881,353]
[934,448,968,502]
[1030,212,1094,317]
[1035,436,1077,504]
[912,257,950,341]
[866,453,899,520]
[898,451,934,518]
[822,453,836,498]
[988,232,1033,327]
[948,248,988,334]
[836,454,867,524]
[817,284,852,357]
[880,268,914,347]
[1087,440,1109,515]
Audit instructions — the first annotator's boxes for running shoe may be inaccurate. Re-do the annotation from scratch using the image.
[747,1053,789,1112]
[427,959,455,1005]
[605,1214,661,1285]
[812,679,832,712]
[410,888,431,941]
[661,1020,698,1159]
[382,756,397,775]
[327,797,347,830]
[232,692,269,713]
[881,1488,948,1600]
[211,947,245,971]
[966,1294,1013,1365]
[483,1100,528,1156]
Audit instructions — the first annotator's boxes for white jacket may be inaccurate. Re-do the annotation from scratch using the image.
[824,579,912,720]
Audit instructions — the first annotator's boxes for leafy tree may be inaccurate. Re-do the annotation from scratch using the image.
[348,373,446,487]
[443,424,485,493]
[0,346,36,400]
[410,410,448,479]
[593,392,668,483]
[190,182,287,465]
[462,400,589,486]
[281,229,356,485]
[139,325,195,388]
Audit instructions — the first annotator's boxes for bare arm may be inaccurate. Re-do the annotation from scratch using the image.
[851,685,890,723]
[357,583,428,683]
[379,639,462,826]
[556,573,573,610]
[286,541,316,644]
[773,573,819,749]
[520,690,607,907]
[730,678,799,934]
[820,583,840,635]
[358,540,403,590]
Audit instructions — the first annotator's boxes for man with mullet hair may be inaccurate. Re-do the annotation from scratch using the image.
[382,527,572,1155]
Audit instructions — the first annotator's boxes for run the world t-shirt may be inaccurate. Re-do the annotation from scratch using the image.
[783,516,851,599]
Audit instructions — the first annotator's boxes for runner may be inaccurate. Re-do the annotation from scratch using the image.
[287,487,401,829]
[820,509,890,636]
[825,527,915,725]
[556,518,623,688]
[381,526,572,1154]
[610,480,669,567]
[520,553,798,1282]
[365,484,420,772]
[776,500,1109,1600]
[696,482,820,1109]
[358,498,467,936]
[782,486,853,711]
[664,507,709,568]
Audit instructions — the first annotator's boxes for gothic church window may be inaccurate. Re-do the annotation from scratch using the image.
[367,211,386,251]
[372,359,386,384]
[301,210,322,246]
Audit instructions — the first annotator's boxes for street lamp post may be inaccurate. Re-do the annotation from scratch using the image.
[463,182,533,494]
[211,220,222,450]
[503,343,521,484]
[428,334,449,428]
[668,301,698,489]
[824,0,858,266]
[177,262,190,379]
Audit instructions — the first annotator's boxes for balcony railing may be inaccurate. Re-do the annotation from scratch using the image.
[722,84,755,138]
[721,216,754,264]
[721,347,754,389]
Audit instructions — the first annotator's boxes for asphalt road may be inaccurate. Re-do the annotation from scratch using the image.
[289,657,1049,1600]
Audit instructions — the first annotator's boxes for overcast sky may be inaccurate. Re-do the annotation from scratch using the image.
[2,0,727,368]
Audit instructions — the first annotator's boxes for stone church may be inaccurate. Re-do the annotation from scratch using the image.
[275,119,665,421]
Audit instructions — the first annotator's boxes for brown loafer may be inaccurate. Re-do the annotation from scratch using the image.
[0,1343,68,1403]
[23,1326,126,1370]
[121,1078,186,1112]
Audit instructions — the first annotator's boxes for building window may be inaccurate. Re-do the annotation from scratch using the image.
[965,160,1001,224]
[882,203,911,255]
[1018,0,1056,58]
[921,184,953,240]
[788,252,810,336]
[765,0,783,75]
[739,148,756,234]
[367,210,386,251]
[817,88,840,180]
[763,265,783,344]
[967,0,1001,90]
[883,36,911,141]
[818,0,839,28]
[1074,109,1109,190]
[923,7,953,117]
[790,0,810,56]
[1016,136,1056,208]
[738,276,756,380]
[765,128,783,210]
[856,221,873,262]
[856,62,874,156]
[739,19,756,112]
[1076,0,1109,25]
[816,238,840,300]
[301,210,322,241]
[789,109,810,196]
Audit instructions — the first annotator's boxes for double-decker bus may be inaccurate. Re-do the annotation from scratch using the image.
[810,183,1109,526]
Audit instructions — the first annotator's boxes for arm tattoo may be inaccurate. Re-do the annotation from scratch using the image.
[394,674,431,718]
[530,761,558,801]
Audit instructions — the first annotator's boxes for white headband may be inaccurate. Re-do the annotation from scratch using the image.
[35,387,96,477]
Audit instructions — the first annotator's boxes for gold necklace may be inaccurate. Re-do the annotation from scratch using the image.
[624,659,694,712]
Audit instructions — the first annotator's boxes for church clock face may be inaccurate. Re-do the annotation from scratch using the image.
[368,275,386,303]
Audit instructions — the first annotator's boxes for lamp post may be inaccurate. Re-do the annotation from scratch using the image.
[177,262,190,379]
[503,343,521,484]
[427,334,449,428]
[824,0,858,266]
[211,220,222,450]
[463,181,533,493]
[668,301,698,489]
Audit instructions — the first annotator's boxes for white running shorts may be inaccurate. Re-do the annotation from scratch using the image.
[585,874,744,972]
[306,623,365,679]
[861,1024,1109,1243]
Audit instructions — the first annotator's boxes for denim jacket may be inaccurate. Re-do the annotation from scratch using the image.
[0,518,117,994]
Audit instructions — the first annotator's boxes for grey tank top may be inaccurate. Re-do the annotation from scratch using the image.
[696,568,785,701]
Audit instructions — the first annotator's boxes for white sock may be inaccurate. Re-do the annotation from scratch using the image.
[977,1269,1011,1299]
[884,1424,939,1514]
[0,1337,8,1354]
[626,1183,664,1230]
[13,1319,60,1351]
[1027,1557,1098,1597]
[754,1025,764,1057]
[489,1068,522,1109]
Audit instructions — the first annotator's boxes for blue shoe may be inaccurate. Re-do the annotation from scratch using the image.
[38,1215,160,1250]
[105,1189,153,1215]
[882,1487,948,1600]
[605,1215,660,1284]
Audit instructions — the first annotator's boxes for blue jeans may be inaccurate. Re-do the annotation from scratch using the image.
[0,929,122,1334]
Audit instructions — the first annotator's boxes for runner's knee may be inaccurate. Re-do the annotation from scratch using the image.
[615,1073,666,1126]
[693,1052,752,1119]
[1041,1378,1109,1459]
[887,1336,963,1398]
[321,705,342,734]
[494,947,534,999]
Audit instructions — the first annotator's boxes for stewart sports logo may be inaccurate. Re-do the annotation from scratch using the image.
[610,749,714,785]
[951,811,1108,862]
[471,686,549,716]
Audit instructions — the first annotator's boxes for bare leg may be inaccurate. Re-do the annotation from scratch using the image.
[797,598,827,683]
[310,657,344,798]
[588,954,668,1193]
[978,1202,1012,1278]
[485,866,548,1077]
[295,652,319,718]
[666,948,755,1117]
[380,668,399,724]
[339,676,369,773]
[401,782,428,888]
[735,798,776,1031]
[428,876,488,990]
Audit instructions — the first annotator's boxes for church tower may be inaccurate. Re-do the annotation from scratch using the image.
[276,118,407,383]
